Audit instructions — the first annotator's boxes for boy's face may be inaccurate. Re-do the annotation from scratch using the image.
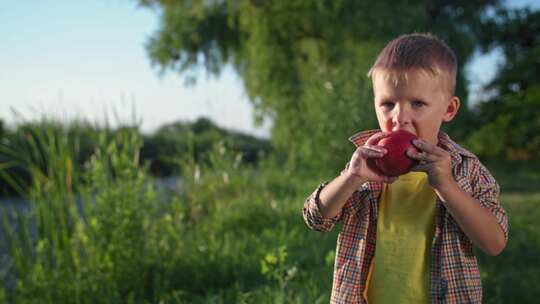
[372,69,460,145]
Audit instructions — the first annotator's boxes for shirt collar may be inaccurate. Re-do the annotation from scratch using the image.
[348,129,475,167]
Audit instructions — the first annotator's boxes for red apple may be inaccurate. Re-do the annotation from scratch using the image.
[374,130,419,177]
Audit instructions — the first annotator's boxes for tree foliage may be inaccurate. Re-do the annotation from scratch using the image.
[467,8,540,159]
[139,0,502,172]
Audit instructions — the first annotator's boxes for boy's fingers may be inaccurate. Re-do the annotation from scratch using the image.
[407,149,435,163]
[365,145,387,154]
[365,132,390,146]
[412,139,447,157]
[360,147,385,158]
[412,139,436,153]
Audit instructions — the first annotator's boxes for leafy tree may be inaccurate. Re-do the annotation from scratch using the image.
[467,8,540,159]
[139,0,501,173]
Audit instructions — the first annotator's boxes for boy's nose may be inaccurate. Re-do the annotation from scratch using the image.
[392,104,411,126]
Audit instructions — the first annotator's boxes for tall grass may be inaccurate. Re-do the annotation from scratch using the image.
[1,120,539,303]
[0,121,337,303]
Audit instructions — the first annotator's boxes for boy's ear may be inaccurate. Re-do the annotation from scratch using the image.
[442,96,460,122]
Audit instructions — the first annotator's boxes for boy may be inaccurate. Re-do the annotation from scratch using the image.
[302,33,508,304]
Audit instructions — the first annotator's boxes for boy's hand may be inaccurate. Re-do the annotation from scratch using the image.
[347,132,398,184]
[406,138,453,189]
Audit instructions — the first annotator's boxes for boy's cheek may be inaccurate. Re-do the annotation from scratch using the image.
[377,119,393,132]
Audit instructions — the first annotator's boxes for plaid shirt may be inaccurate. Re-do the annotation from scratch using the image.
[303,130,508,304]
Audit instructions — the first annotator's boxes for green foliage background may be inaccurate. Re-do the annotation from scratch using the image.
[466,8,540,159]
[1,125,539,303]
[1,1,539,303]
[138,0,519,173]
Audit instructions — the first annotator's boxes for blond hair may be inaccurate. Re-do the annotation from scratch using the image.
[368,33,458,95]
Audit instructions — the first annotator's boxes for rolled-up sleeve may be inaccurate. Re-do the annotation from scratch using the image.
[302,181,342,231]
[302,163,352,232]
[472,163,509,243]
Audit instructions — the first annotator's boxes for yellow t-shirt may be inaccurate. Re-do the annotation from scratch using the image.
[364,171,437,304]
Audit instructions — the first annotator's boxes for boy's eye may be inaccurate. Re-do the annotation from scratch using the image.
[412,100,426,108]
[381,101,394,109]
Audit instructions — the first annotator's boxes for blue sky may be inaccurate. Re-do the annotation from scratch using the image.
[0,1,537,139]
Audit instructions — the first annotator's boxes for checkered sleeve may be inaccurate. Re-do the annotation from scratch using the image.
[472,162,509,242]
[302,181,341,231]
[302,163,350,232]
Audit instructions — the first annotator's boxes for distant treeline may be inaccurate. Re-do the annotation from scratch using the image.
[0,117,272,196]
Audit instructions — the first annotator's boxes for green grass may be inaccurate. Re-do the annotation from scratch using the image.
[477,192,540,304]
[1,123,539,303]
